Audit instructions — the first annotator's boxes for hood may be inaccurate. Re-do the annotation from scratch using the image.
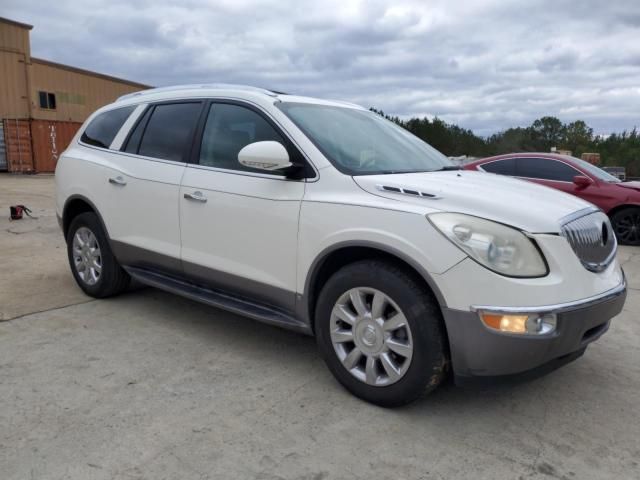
[616,181,640,192]
[353,170,591,233]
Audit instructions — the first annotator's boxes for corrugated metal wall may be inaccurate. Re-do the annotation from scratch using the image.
[2,119,81,173]
[30,120,80,172]
[30,59,147,123]
[0,51,31,119]
[3,119,33,173]
[0,120,7,171]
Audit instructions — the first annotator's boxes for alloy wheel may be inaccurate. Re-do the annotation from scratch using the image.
[613,210,640,245]
[72,226,102,285]
[330,287,413,387]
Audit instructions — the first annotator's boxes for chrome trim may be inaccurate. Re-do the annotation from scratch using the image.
[560,208,617,273]
[558,206,600,225]
[470,276,626,314]
[375,184,441,199]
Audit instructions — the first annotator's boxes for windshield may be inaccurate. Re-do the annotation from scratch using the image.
[570,156,621,183]
[277,102,452,175]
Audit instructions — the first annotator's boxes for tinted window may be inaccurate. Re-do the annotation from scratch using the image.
[81,106,136,149]
[516,157,579,182]
[136,103,202,162]
[123,107,152,154]
[481,158,516,175]
[199,103,286,174]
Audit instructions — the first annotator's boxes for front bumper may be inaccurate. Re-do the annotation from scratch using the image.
[442,278,627,384]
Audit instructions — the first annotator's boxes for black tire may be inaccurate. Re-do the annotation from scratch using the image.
[66,212,130,298]
[611,207,640,246]
[315,260,448,407]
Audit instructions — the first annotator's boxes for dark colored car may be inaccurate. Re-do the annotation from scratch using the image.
[464,153,640,245]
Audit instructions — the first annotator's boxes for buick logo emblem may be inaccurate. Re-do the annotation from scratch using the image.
[601,222,609,246]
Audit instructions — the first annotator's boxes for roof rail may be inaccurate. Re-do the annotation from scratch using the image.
[117,84,280,102]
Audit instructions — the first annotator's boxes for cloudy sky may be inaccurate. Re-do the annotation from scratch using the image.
[4,0,639,135]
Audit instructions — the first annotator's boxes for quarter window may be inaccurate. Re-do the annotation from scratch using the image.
[199,103,286,175]
[127,103,202,162]
[516,157,580,182]
[481,158,516,175]
[81,106,136,149]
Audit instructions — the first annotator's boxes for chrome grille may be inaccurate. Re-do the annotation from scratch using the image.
[560,209,616,273]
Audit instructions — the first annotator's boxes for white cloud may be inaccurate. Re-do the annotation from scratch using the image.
[4,0,640,135]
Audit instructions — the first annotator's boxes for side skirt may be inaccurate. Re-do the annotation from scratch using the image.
[125,266,312,335]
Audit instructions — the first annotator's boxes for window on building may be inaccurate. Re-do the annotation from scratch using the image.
[38,91,57,110]
[81,106,136,149]
[199,103,287,174]
[134,102,202,162]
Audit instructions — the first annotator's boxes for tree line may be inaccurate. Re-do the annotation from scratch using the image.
[370,108,640,177]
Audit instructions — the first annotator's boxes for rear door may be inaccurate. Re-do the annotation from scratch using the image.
[92,101,203,274]
[179,101,308,312]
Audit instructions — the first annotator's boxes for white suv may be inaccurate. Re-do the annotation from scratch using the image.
[56,84,626,406]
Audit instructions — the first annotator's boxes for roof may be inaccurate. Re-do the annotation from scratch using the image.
[0,17,33,30]
[116,84,366,110]
[31,57,151,90]
[476,152,579,163]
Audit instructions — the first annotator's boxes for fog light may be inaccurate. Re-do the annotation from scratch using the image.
[480,312,556,335]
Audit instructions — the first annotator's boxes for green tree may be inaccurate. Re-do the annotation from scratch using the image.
[530,116,565,151]
[562,120,593,156]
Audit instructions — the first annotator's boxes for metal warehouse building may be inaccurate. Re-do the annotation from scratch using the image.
[0,16,150,173]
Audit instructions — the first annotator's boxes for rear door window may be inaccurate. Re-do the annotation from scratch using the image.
[481,158,516,175]
[81,106,136,149]
[125,102,202,162]
[516,157,580,182]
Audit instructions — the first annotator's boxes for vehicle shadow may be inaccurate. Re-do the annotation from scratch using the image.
[114,285,612,417]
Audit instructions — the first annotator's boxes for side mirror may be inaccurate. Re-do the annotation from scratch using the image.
[238,141,292,172]
[573,175,593,189]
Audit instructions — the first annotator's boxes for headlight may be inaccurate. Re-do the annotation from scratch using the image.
[427,213,548,278]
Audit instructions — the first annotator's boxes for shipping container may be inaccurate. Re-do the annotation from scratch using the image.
[581,153,601,165]
[30,120,81,172]
[0,120,7,171]
[3,119,33,173]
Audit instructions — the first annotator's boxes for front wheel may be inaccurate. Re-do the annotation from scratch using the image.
[611,207,640,246]
[315,260,448,407]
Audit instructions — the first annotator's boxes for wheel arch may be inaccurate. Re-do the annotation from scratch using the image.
[62,195,110,241]
[301,241,447,334]
[607,203,640,218]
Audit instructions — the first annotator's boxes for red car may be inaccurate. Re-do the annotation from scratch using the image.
[464,153,640,245]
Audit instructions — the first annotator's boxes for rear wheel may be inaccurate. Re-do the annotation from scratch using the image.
[315,260,448,407]
[611,207,640,246]
[66,212,130,297]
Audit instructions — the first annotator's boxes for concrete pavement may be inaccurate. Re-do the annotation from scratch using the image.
[1,174,639,479]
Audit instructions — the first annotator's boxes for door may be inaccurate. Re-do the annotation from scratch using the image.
[0,121,6,171]
[179,101,306,312]
[94,102,203,274]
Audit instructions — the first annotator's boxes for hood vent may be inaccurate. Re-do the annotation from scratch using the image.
[376,184,440,199]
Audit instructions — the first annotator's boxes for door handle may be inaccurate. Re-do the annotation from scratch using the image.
[108,176,127,186]
[184,191,207,203]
